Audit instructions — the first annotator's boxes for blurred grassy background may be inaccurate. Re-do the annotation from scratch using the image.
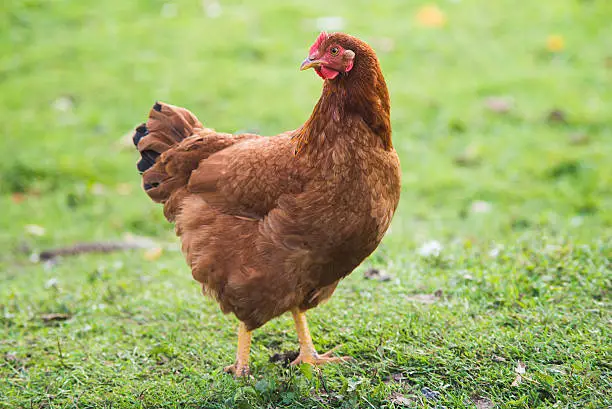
[1,0,611,249]
[1,1,611,408]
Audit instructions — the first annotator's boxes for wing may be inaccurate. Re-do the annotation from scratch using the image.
[186,133,307,220]
[142,128,261,220]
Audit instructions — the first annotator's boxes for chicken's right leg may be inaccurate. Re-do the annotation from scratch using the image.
[223,322,252,377]
[290,308,352,366]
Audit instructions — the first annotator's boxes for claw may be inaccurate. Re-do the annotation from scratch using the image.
[224,363,251,378]
[290,353,352,366]
[290,345,352,366]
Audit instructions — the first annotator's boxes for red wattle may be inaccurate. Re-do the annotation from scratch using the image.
[320,66,339,79]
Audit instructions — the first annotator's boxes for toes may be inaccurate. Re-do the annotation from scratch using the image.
[319,345,342,358]
[224,363,250,377]
[290,352,352,366]
[324,356,353,363]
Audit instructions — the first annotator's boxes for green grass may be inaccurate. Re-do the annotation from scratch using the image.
[1,0,611,407]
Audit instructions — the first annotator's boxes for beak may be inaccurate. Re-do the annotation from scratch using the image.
[300,57,323,71]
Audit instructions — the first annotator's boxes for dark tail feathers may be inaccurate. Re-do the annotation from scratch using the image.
[133,101,203,189]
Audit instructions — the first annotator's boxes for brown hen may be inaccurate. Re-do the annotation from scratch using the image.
[133,32,401,376]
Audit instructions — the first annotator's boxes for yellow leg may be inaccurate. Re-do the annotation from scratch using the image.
[223,322,252,377]
[290,308,352,366]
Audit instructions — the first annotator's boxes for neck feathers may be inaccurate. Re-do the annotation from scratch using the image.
[294,51,391,155]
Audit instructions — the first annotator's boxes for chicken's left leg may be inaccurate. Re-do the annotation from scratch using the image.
[223,322,252,377]
[290,308,352,366]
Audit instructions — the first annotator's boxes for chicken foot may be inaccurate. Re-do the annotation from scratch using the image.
[223,322,252,377]
[290,309,352,366]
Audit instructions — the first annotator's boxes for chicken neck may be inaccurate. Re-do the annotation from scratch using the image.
[293,69,392,156]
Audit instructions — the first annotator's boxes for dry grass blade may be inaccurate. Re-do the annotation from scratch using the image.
[511,361,527,386]
[40,313,72,323]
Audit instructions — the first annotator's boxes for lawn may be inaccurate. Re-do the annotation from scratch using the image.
[1,0,611,408]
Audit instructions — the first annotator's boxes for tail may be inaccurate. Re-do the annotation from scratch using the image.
[133,101,203,220]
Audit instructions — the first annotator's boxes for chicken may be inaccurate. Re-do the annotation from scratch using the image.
[132,32,401,376]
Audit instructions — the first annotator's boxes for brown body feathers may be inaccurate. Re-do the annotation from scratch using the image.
[134,33,401,330]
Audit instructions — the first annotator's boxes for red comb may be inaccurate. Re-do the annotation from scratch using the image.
[309,31,329,56]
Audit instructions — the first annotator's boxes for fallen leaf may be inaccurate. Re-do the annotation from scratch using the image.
[41,313,72,323]
[511,361,526,386]
[568,132,589,145]
[546,109,567,124]
[389,392,415,406]
[471,395,494,409]
[547,365,566,375]
[570,216,583,227]
[363,268,392,282]
[4,353,19,363]
[470,200,492,214]
[51,95,74,112]
[415,5,447,28]
[454,144,481,167]
[116,183,133,196]
[489,245,503,258]
[492,354,507,362]
[484,96,513,114]
[421,387,440,401]
[156,354,170,365]
[25,224,46,237]
[202,0,222,18]
[11,193,25,204]
[269,350,299,365]
[405,291,442,304]
[390,373,407,382]
[546,34,565,52]
[417,240,443,257]
[144,247,163,261]
[91,183,106,196]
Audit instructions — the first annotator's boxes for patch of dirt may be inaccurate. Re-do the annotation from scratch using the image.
[471,395,494,409]
[269,350,299,366]
[388,392,417,406]
[363,268,392,282]
[405,289,444,304]
[40,313,72,323]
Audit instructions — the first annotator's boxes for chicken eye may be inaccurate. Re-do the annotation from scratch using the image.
[330,47,339,56]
